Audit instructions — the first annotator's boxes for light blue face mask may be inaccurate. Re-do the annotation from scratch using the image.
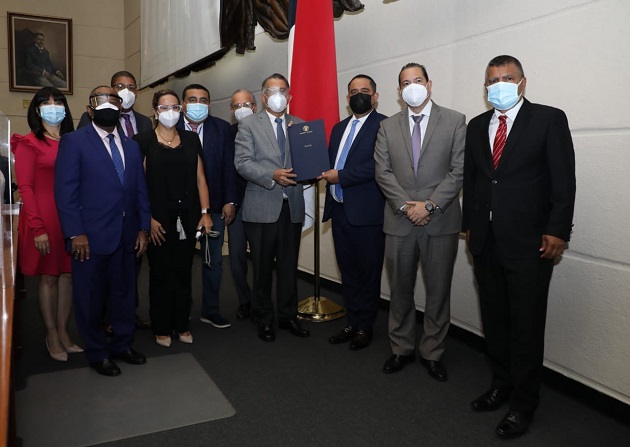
[486,79,523,111]
[185,103,209,122]
[39,104,66,126]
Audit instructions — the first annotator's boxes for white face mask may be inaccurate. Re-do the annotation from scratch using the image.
[266,93,288,113]
[158,109,180,128]
[117,88,136,109]
[234,107,254,121]
[401,83,429,107]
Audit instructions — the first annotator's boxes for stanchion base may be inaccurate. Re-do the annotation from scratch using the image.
[297,297,346,322]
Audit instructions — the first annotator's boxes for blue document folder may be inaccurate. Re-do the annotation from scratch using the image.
[288,119,330,182]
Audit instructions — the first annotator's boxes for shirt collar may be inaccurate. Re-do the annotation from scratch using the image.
[407,100,433,119]
[494,97,524,121]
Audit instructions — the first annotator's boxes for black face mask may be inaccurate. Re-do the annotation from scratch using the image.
[349,93,373,115]
[91,107,120,128]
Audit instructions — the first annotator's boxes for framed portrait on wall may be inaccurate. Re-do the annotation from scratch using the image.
[7,12,73,94]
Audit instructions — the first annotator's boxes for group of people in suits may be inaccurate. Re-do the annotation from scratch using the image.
[317,55,575,439]
[13,53,575,439]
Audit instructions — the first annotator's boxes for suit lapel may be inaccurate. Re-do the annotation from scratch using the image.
[496,99,532,172]
[329,116,350,164]
[397,110,414,165]
[480,110,494,173]
[258,111,285,164]
[87,126,125,186]
[421,103,440,156]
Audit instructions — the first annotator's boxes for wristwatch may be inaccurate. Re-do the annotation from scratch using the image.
[425,201,436,215]
[201,208,211,214]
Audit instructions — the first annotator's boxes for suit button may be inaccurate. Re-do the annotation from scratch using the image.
[491,180,498,184]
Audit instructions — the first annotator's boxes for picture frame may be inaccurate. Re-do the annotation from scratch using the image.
[7,12,73,94]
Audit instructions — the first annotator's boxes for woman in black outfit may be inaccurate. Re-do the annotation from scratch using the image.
[134,89,213,347]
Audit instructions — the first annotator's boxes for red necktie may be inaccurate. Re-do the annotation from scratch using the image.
[189,123,199,133]
[492,115,507,169]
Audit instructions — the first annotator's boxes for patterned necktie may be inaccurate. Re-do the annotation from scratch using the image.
[275,117,286,160]
[335,119,360,201]
[492,115,507,169]
[106,134,125,184]
[189,122,199,133]
[412,114,424,176]
[122,113,135,137]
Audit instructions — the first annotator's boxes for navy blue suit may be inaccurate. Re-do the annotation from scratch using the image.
[323,110,387,331]
[177,115,238,317]
[54,124,151,363]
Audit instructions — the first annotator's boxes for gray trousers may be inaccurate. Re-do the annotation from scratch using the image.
[385,229,458,360]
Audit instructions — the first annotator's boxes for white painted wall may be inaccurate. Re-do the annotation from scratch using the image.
[132,0,630,404]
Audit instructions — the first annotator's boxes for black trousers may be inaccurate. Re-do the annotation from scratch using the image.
[331,201,384,331]
[473,225,554,414]
[147,233,196,335]
[244,201,301,325]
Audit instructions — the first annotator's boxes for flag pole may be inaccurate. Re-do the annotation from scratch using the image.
[297,180,345,321]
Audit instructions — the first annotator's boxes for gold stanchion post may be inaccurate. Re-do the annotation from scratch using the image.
[297,180,346,321]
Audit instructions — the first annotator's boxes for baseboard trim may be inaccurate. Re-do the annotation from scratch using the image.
[297,270,630,426]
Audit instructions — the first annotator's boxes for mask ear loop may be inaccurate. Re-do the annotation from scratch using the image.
[203,233,212,267]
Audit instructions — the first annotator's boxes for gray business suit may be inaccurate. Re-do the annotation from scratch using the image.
[375,101,466,360]
[234,110,305,324]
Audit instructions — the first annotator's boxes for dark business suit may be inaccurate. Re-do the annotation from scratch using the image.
[177,115,238,317]
[375,102,466,361]
[322,110,387,331]
[54,124,151,363]
[234,110,305,325]
[462,98,576,414]
[228,123,252,307]
[78,110,153,137]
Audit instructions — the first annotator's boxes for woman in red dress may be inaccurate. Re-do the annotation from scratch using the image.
[11,87,82,361]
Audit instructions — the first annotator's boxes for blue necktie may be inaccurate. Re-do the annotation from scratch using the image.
[335,119,360,201]
[275,117,286,161]
[106,134,125,184]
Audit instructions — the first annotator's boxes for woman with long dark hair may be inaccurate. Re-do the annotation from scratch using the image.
[11,86,82,361]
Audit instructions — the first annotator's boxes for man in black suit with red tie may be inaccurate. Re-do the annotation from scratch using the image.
[462,55,576,438]
[320,74,387,350]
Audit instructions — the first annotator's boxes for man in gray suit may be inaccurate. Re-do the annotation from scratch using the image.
[375,63,466,381]
[234,73,310,342]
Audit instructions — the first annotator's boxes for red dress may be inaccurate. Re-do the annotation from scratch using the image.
[11,133,71,276]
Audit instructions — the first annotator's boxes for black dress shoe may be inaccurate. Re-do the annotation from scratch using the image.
[471,388,510,412]
[496,410,532,438]
[420,358,448,382]
[329,326,355,344]
[279,319,310,337]
[382,354,415,373]
[349,330,372,351]
[111,348,146,365]
[258,323,275,342]
[236,303,251,320]
[90,358,121,377]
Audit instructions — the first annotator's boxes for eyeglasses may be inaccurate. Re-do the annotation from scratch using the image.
[231,102,255,110]
[155,104,183,112]
[264,88,288,96]
[113,83,138,92]
[89,93,122,106]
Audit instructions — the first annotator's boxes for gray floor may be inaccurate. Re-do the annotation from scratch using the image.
[14,254,630,447]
